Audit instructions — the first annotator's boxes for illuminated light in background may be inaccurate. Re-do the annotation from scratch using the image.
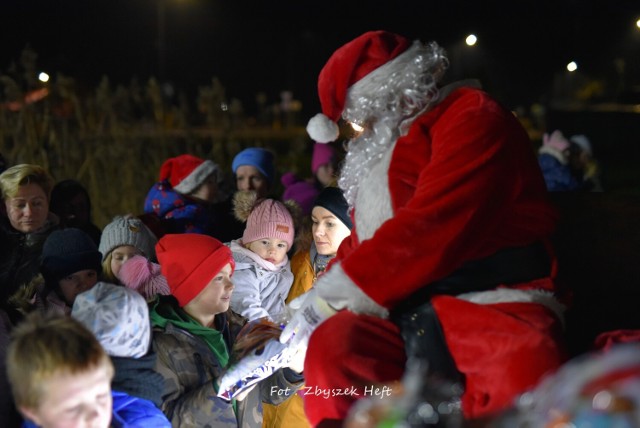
[566,61,578,72]
[465,34,477,46]
[38,72,50,83]
[636,18,640,29]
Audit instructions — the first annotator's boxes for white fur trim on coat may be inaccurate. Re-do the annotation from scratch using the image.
[457,288,566,326]
[315,263,389,318]
[174,160,218,195]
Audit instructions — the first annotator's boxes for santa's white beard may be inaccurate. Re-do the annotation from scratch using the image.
[338,117,398,240]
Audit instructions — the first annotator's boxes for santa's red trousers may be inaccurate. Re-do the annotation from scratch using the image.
[303,296,567,426]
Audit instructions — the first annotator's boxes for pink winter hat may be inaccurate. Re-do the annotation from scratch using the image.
[118,254,170,301]
[243,198,295,249]
[311,143,336,174]
[281,172,319,216]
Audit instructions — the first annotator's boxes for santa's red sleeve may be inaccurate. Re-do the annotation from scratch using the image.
[336,88,557,309]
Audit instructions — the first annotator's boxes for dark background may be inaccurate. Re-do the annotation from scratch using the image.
[2,0,640,115]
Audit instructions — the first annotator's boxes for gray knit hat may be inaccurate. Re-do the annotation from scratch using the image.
[99,216,157,262]
[71,281,151,358]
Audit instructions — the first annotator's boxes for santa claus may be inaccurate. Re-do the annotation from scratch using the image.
[280,31,567,426]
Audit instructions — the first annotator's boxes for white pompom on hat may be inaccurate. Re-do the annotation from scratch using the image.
[306,113,340,144]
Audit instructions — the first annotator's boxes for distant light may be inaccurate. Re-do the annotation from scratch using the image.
[38,72,50,83]
[465,34,477,46]
[636,18,640,29]
[566,61,578,72]
[220,102,228,111]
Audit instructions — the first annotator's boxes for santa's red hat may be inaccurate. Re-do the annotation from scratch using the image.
[306,31,411,143]
[159,154,218,195]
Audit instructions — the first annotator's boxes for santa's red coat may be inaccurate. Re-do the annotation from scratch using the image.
[304,87,567,424]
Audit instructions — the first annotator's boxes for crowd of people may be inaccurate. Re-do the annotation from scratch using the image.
[1,30,637,428]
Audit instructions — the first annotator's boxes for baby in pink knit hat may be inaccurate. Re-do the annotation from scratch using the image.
[227,191,297,322]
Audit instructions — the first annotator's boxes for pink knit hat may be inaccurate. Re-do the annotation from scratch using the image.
[242,199,295,248]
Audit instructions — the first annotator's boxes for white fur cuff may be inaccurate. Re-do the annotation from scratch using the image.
[315,264,389,318]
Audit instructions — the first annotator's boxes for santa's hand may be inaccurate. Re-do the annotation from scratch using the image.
[279,289,337,348]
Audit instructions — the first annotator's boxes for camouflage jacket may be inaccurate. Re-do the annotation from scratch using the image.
[151,301,302,428]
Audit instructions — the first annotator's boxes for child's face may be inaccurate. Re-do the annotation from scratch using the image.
[59,270,99,306]
[21,365,112,428]
[311,206,351,257]
[110,245,141,280]
[184,263,234,319]
[315,163,335,187]
[190,173,218,203]
[247,238,289,265]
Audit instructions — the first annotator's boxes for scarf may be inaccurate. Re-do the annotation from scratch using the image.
[150,295,230,368]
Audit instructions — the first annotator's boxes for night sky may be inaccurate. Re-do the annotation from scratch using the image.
[2,0,640,116]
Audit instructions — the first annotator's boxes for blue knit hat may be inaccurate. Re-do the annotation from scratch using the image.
[232,148,275,184]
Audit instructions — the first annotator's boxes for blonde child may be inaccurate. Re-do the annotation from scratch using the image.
[6,311,114,428]
[228,191,296,321]
[99,215,157,284]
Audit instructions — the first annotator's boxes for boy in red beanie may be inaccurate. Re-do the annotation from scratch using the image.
[150,233,303,427]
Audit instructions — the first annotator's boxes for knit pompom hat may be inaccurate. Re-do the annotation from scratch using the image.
[313,186,353,230]
[99,216,158,262]
[233,191,296,248]
[159,154,219,195]
[118,254,170,301]
[231,148,275,184]
[71,282,151,358]
[41,228,103,291]
[156,234,235,307]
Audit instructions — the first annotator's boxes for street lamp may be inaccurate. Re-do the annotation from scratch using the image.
[465,34,477,47]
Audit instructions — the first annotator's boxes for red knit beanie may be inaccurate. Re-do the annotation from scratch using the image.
[156,234,234,307]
